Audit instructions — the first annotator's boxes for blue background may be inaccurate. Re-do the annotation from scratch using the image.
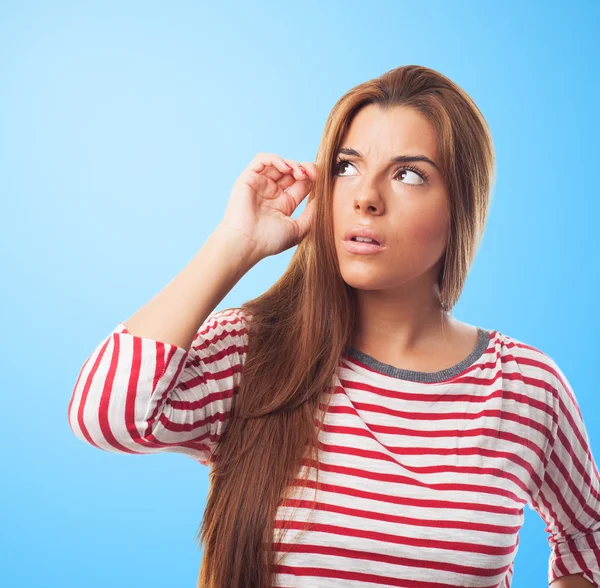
[1,1,598,586]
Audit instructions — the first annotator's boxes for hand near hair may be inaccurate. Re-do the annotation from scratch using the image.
[219,152,317,262]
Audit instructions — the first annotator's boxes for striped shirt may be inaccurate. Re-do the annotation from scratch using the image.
[67,308,600,587]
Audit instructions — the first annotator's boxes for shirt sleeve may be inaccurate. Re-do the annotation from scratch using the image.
[529,355,600,587]
[67,307,249,466]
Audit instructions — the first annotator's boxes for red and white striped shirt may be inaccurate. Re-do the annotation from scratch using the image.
[67,308,600,587]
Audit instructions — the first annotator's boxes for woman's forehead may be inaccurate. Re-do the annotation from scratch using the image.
[342,105,438,160]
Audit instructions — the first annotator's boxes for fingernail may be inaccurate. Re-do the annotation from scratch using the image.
[300,166,308,176]
[285,163,293,170]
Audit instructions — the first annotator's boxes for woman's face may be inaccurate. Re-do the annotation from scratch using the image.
[331,104,450,293]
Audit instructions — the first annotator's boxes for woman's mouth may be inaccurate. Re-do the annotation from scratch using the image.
[343,239,385,255]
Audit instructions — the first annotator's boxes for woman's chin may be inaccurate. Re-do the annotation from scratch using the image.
[339,271,390,292]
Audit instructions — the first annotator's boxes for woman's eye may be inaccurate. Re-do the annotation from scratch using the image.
[336,161,355,176]
[397,169,425,185]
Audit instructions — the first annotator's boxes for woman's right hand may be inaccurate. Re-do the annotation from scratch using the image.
[218,152,317,262]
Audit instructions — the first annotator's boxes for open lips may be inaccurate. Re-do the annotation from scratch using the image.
[343,225,385,247]
[351,236,381,245]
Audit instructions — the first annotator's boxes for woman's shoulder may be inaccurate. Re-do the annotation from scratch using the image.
[479,325,565,391]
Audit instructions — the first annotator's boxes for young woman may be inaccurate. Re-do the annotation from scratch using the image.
[67,65,600,588]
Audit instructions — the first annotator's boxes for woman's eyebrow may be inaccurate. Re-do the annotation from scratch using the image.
[336,147,440,171]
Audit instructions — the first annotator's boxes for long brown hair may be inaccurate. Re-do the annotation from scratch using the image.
[195,64,496,587]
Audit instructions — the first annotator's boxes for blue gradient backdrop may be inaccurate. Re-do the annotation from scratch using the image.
[1,1,598,586]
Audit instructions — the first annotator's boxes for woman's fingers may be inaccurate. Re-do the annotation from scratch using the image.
[259,158,309,195]
[260,159,306,190]
[248,153,289,175]
[294,195,316,241]
[242,169,281,200]
[245,153,316,207]
[281,160,314,209]
[283,158,310,182]
[263,168,296,192]
[298,161,318,181]
[249,153,305,181]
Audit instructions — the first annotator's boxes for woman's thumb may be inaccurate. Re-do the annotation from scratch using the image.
[295,198,315,242]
